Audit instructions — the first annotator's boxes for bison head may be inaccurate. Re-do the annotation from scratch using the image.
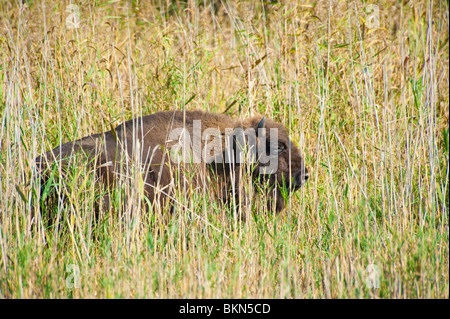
[216,115,309,212]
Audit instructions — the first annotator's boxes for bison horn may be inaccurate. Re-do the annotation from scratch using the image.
[257,117,265,130]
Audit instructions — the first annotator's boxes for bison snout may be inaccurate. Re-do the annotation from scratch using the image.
[292,167,309,189]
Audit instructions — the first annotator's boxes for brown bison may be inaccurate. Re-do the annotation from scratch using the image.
[35,110,308,215]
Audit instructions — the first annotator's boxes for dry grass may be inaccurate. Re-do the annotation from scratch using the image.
[0,0,448,298]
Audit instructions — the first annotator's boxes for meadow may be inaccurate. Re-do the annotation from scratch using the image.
[0,0,448,298]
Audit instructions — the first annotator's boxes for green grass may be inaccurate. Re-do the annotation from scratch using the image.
[0,0,448,298]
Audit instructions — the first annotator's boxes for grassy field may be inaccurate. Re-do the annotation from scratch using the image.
[0,0,448,298]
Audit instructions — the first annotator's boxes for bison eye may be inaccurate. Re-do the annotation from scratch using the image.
[266,141,286,155]
[265,141,286,155]
[275,142,286,155]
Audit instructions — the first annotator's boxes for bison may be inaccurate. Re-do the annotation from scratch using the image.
[35,110,308,217]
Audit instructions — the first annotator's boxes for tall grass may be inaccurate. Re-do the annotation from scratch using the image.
[0,0,448,298]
